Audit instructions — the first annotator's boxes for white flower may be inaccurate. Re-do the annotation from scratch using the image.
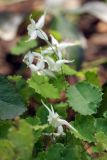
[45,56,73,72]
[23,51,56,77]
[23,51,34,65]
[42,100,77,136]
[42,35,77,60]
[23,51,46,73]
[27,12,48,41]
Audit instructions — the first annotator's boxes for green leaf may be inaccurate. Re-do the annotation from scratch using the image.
[73,115,96,142]
[8,75,34,103]
[63,140,90,160]
[97,83,107,117]
[54,103,68,119]
[0,139,15,160]
[8,119,34,160]
[36,105,48,124]
[50,30,62,41]
[95,132,107,151]
[67,81,102,115]
[0,76,26,120]
[50,75,68,93]
[11,36,37,55]
[60,64,77,76]
[34,152,46,160]
[0,121,11,138]
[103,111,107,119]
[46,143,64,160]
[95,118,107,134]
[28,74,60,98]
[85,70,100,87]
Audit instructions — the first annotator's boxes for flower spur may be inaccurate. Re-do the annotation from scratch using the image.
[41,100,78,136]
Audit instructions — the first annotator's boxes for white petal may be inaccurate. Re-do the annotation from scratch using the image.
[57,125,65,135]
[27,19,36,31]
[30,19,36,27]
[41,100,52,114]
[36,14,45,29]
[58,119,78,133]
[57,49,62,60]
[45,57,55,70]
[36,60,45,70]
[50,35,59,46]
[27,51,34,64]
[28,30,37,41]
[23,51,34,65]
[32,52,44,59]
[41,47,54,55]
[56,59,73,66]
[37,30,48,41]
[55,59,73,71]
[29,64,39,72]
[59,42,76,50]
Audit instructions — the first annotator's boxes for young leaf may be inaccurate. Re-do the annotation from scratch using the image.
[0,76,26,120]
[67,81,102,115]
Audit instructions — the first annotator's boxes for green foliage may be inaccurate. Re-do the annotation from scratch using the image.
[50,75,68,92]
[0,76,26,120]
[0,139,15,160]
[85,70,100,87]
[97,83,107,117]
[1,9,107,160]
[27,74,60,98]
[95,132,107,151]
[8,119,34,160]
[60,64,77,76]
[73,115,96,142]
[11,36,37,55]
[67,81,102,115]
[95,118,107,134]
[8,75,35,103]
[0,121,11,138]
[35,139,91,160]
[46,143,64,160]
[62,140,90,160]
[54,103,68,118]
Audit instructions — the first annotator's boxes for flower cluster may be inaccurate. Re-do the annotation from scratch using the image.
[23,12,77,77]
[42,100,78,136]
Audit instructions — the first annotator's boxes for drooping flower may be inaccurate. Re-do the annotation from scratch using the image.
[23,51,56,77]
[27,12,48,41]
[23,51,46,73]
[42,100,78,136]
[42,35,78,60]
[23,51,34,65]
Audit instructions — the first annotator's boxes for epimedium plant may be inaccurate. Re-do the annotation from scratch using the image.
[0,11,107,160]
